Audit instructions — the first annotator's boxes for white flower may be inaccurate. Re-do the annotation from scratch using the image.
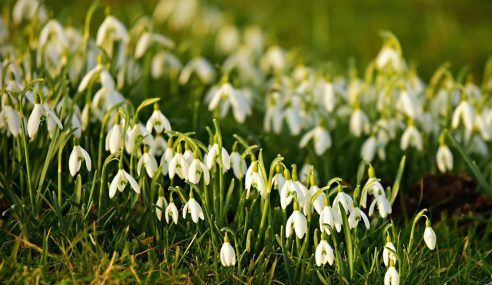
[319,204,342,234]
[96,16,128,64]
[436,145,453,173]
[260,46,286,74]
[165,202,179,224]
[207,83,252,123]
[333,188,354,214]
[245,161,266,198]
[78,63,103,92]
[27,103,63,138]
[280,178,301,210]
[137,151,159,178]
[451,100,475,133]
[396,90,418,119]
[105,122,123,154]
[272,171,285,191]
[348,208,370,230]
[0,105,21,137]
[424,222,436,250]
[169,150,189,180]
[68,143,92,176]
[135,32,174,59]
[384,263,400,285]
[315,239,335,267]
[183,147,194,165]
[178,57,216,85]
[220,237,236,267]
[383,239,397,267]
[230,151,247,179]
[376,46,403,72]
[206,143,231,171]
[369,194,392,218]
[307,185,324,215]
[146,106,171,134]
[299,126,332,155]
[188,157,210,185]
[109,168,140,199]
[182,197,204,223]
[149,134,167,157]
[361,136,377,162]
[400,124,423,151]
[156,195,167,221]
[125,123,152,154]
[350,108,370,137]
[285,209,307,239]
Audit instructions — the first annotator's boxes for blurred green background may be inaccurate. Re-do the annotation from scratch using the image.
[45,0,492,80]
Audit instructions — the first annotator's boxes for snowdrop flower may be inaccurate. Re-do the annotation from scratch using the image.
[13,0,47,25]
[299,126,332,155]
[146,104,171,134]
[105,115,123,154]
[451,99,475,133]
[165,199,179,224]
[149,134,167,157]
[135,32,174,59]
[436,138,453,173]
[216,24,240,54]
[264,89,284,134]
[348,207,370,230]
[424,220,436,250]
[306,172,324,215]
[260,46,286,74]
[68,139,92,177]
[220,234,236,267]
[156,189,167,221]
[183,145,194,165]
[284,99,303,136]
[272,164,285,191]
[96,16,128,65]
[396,90,419,119]
[169,144,189,180]
[280,169,305,210]
[333,185,354,214]
[188,151,210,185]
[178,57,216,85]
[315,239,335,267]
[350,108,370,137]
[369,194,392,218]
[315,80,336,113]
[0,101,21,137]
[245,160,266,198]
[207,82,252,123]
[109,167,140,199]
[319,198,342,234]
[400,120,423,151]
[383,236,397,267]
[182,192,204,223]
[384,261,400,285]
[125,123,152,154]
[137,147,159,178]
[78,62,104,93]
[361,135,377,162]
[151,51,182,79]
[230,146,247,179]
[285,201,307,239]
[153,0,197,30]
[206,142,231,171]
[27,103,63,139]
[160,138,174,175]
[376,43,403,73]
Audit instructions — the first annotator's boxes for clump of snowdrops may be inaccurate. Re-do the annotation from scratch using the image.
[0,0,459,284]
